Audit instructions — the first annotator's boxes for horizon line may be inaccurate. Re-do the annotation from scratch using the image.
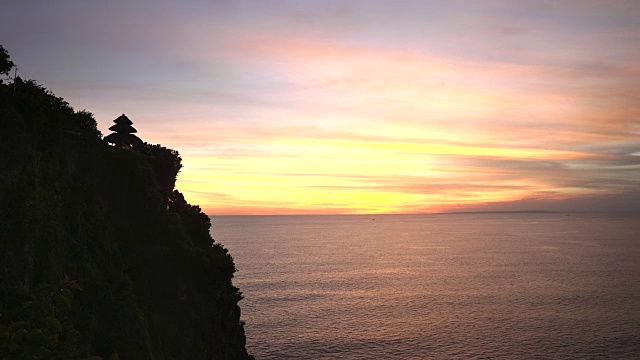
[206,210,640,217]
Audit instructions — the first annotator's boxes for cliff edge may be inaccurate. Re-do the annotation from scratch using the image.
[0,47,251,359]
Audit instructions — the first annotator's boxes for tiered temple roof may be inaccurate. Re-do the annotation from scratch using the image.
[104,114,142,147]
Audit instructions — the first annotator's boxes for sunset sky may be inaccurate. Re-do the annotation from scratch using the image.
[2,1,640,214]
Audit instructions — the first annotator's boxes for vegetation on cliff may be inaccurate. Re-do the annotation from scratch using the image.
[0,46,250,359]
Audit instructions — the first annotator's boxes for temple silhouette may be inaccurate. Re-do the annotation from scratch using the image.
[104,114,143,148]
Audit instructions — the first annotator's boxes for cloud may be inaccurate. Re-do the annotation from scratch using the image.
[440,192,640,213]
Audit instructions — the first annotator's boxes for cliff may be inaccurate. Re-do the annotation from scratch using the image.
[0,48,251,359]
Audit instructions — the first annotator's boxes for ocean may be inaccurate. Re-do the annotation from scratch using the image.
[211,213,640,359]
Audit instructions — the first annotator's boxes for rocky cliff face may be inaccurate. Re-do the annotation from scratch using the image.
[0,65,250,359]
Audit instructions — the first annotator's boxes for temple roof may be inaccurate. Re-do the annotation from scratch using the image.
[109,122,138,133]
[104,132,143,146]
[113,114,133,126]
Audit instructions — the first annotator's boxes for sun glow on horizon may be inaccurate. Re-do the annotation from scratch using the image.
[166,30,640,215]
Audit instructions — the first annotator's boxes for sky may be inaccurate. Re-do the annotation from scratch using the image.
[2,0,640,214]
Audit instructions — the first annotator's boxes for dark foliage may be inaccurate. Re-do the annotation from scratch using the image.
[133,143,183,206]
[73,110,103,139]
[0,45,14,76]
[0,76,102,144]
[0,47,250,359]
[169,190,214,249]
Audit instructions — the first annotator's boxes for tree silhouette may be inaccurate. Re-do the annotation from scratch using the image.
[133,142,182,205]
[0,45,14,76]
[71,110,102,138]
[169,190,214,249]
[104,114,142,147]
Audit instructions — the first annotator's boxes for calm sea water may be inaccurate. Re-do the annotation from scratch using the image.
[211,213,640,359]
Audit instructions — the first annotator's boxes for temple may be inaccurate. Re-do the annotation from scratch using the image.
[104,114,143,148]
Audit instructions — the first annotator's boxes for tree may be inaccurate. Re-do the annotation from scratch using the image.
[71,110,102,138]
[0,45,15,76]
[133,142,182,205]
[169,190,213,249]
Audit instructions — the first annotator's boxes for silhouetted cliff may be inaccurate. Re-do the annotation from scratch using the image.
[0,47,250,359]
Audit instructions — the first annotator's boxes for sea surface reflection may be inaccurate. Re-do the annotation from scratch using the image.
[212,213,640,359]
